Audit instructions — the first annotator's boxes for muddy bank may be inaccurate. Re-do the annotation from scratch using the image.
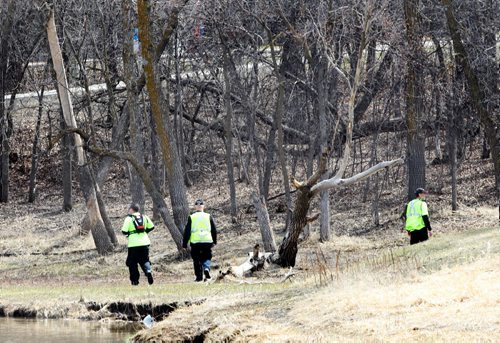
[0,299,205,323]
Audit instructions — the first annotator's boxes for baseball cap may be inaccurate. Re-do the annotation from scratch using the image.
[415,188,428,196]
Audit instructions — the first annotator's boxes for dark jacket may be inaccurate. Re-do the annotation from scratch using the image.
[182,211,217,248]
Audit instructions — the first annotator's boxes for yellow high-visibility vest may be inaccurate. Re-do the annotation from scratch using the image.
[121,213,154,247]
[405,199,428,232]
[189,212,213,244]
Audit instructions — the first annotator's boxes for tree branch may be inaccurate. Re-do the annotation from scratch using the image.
[306,149,329,186]
[311,158,403,194]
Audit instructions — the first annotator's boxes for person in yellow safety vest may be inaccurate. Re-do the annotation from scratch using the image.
[121,203,155,285]
[182,199,217,282]
[401,188,432,245]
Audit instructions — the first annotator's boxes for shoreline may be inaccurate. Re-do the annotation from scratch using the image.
[0,299,203,322]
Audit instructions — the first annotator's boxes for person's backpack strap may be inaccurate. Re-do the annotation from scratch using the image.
[128,214,146,234]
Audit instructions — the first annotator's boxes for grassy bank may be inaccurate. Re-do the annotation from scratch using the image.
[129,226,499,341]
[1,191,498,341]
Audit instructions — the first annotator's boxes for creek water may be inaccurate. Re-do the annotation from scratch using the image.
[0,317,139,343]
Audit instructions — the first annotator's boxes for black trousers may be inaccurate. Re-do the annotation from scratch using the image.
[126,246,151,284]
[410,228,429,245]
[190,243,213,281]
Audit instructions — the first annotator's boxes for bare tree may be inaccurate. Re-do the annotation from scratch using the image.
[122,0,145,212]
[28,82,46,203]
[0,0,16,203]
[273,2,403,267]
[442,0,500,218]
[222,51,238,223]
[47,8,115,254]
[137,0,190,232]
[251,191,277,252]
[404,0,426,200]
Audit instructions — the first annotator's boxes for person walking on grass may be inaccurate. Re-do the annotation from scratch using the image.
[401,188,432,245]
[183,199,217,282]
[122,203,155,285]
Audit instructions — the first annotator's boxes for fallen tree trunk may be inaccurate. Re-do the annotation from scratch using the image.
[220,244,273,279]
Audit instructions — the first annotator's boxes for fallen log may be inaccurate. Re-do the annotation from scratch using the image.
[229,244,273,278]
[212,244,274,283]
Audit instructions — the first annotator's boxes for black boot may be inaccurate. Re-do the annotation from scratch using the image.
[146,272,154,285]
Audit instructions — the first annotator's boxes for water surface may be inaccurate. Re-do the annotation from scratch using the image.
[0,317,138,343]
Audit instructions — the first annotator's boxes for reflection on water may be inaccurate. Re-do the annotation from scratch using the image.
[0,317,138,343]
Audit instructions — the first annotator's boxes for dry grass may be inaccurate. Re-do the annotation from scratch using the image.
[1,118,498,340]
[130,226,499,342]
[0,201,498,341]
[290,256,500,342]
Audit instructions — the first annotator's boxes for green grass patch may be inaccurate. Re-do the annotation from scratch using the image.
[0,280,296,306]
[396,227,499,270]
[354,227,500,275]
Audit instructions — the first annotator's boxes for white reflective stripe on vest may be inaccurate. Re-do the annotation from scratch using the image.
[407,200,421,217]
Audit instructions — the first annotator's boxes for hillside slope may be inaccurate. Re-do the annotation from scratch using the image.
[131,227,500,342]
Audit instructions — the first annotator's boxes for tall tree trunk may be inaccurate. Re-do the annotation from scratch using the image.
[223,53,238,222]
[302,148,314,239]
[275,76,292,230]
[128,114,146,211]
[447,62,463,212]
[316,53,330,242]
[268,31,292,230]
[276,186,313,267]
[95,182,118,246]
[482,0,499,135]
[319,188,330,241]
[47,10,113,255]
[150,109,164,222]
[449,122,458,211]
[252,76,265,198]
[28,86,45,203]
[262,127,276,200]
[442,0,500,219]
[433,84,443,162]
[404,0,426,200]
[0,0,15,203]
[61,110,73,212]
[137,0,189,233]
[174,32,191,187]
[372,172,381,226]
[0,100,8,203]
[251,192,277,253]
[123,0,145,211]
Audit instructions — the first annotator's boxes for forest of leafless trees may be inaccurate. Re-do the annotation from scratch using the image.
[0,0,498,265]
